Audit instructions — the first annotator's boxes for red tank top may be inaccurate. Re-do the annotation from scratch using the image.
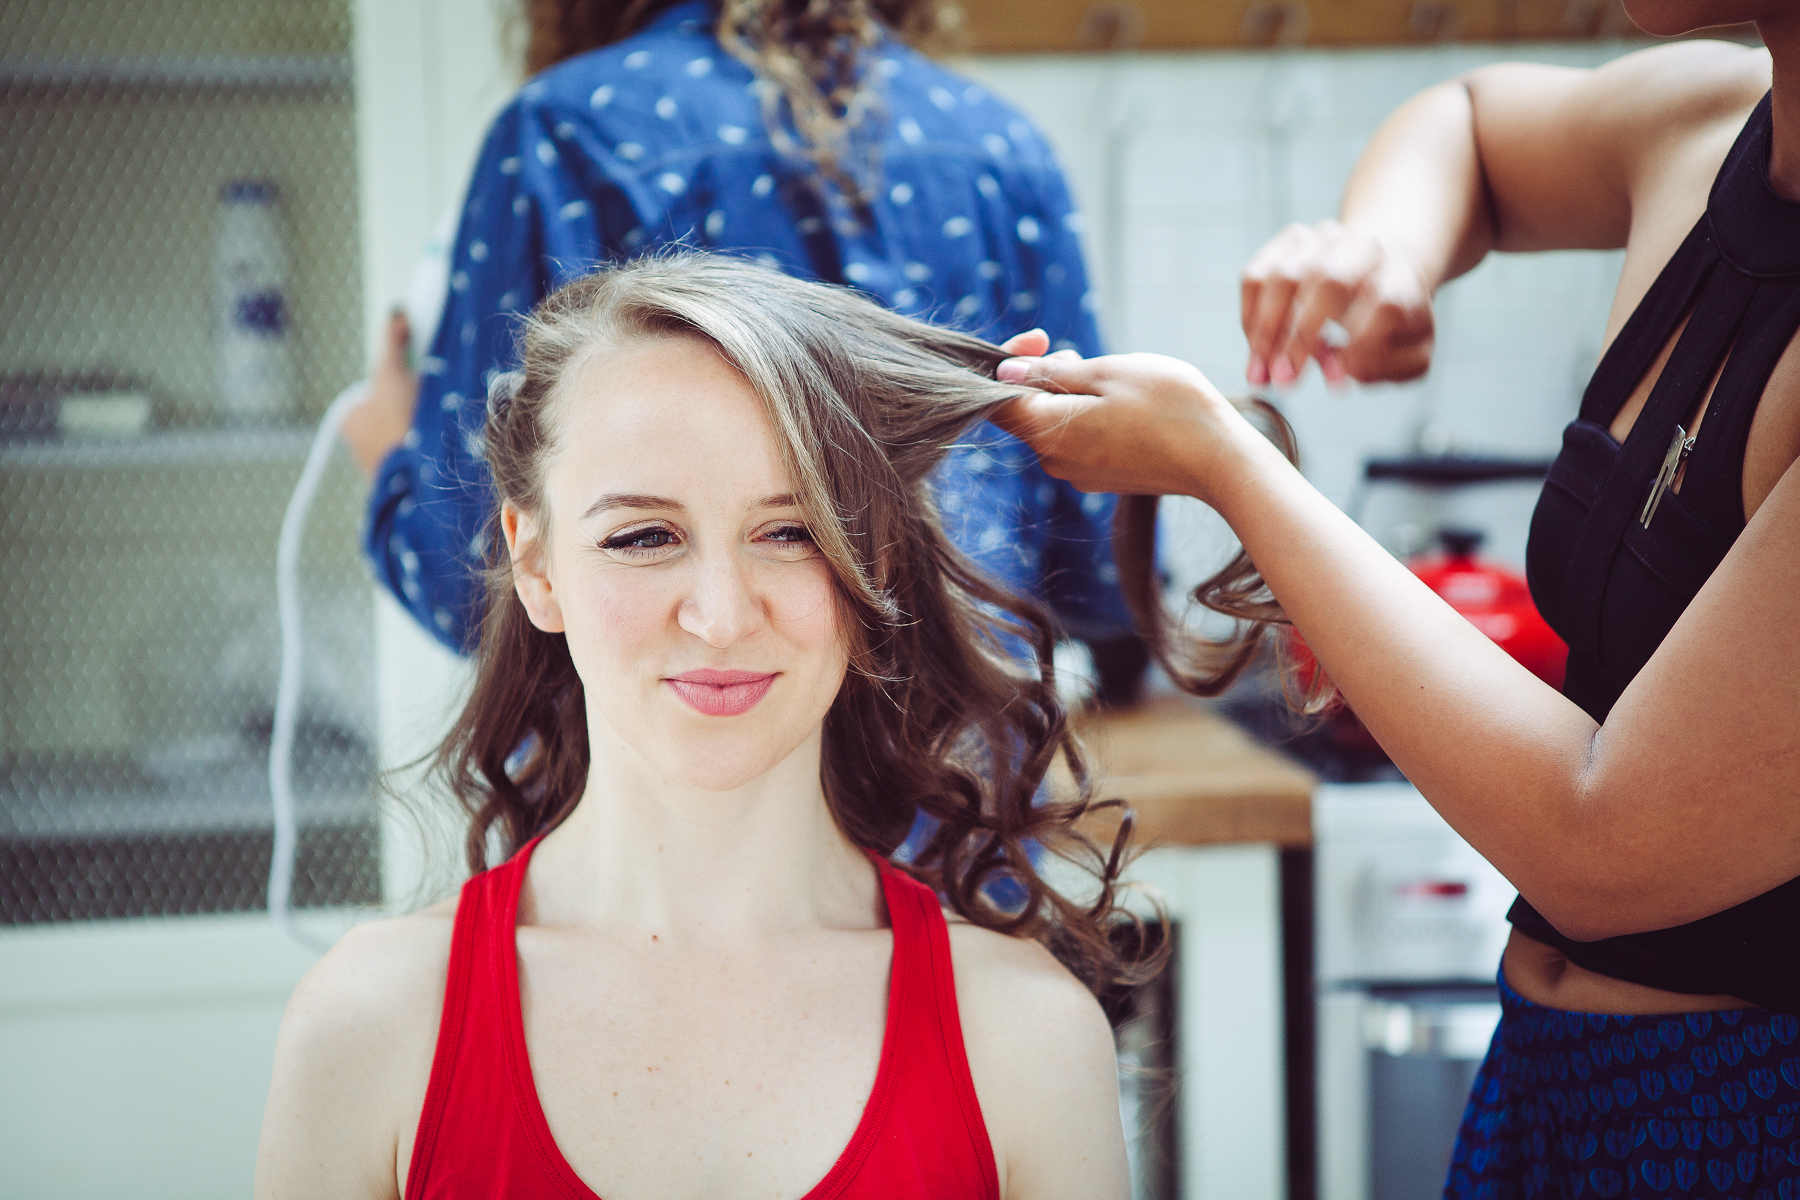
[404,838,1000,1200]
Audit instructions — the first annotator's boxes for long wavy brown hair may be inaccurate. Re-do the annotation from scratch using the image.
[517,0,961,201]
[433,251,1296,988]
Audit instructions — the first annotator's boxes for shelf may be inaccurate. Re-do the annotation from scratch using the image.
[1,787,376,841]
[0,426,320,469]
[0,54,352,91]
[3,761,374,840]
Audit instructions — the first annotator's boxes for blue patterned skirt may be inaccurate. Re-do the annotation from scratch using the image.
[1445,971,1800,1200]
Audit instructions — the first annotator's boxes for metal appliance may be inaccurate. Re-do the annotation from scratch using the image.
[1313,781,1517,1200]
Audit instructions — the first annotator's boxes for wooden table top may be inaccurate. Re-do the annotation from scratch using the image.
[1069,693,1316,849]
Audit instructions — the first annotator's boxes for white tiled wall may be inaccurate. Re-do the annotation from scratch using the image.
[968,42,1642,576]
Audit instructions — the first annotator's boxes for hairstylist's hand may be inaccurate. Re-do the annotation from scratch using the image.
[993,350,1254,506]
[1241,220,1436,387]
[998,327,1052,358]
[340,310,419,477]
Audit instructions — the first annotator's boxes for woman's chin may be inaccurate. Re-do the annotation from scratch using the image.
[648,733,799,794]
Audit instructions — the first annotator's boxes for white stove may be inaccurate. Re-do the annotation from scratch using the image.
[1312,782,1516,1200]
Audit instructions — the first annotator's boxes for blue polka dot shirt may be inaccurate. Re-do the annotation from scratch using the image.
[366,0,1134,653]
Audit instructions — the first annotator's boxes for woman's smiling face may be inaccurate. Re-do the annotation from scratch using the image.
[503,333,850,793]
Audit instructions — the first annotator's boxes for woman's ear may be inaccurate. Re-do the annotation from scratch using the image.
[502,502,565,633]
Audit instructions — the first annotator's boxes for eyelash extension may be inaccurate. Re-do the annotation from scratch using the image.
[597,522,816,557]
[599,525,678,555]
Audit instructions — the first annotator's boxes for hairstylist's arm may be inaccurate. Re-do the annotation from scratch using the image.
[992,352,1800,943]
[1242,44,1723,386]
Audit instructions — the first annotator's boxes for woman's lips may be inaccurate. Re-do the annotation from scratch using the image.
[664,670,777,717]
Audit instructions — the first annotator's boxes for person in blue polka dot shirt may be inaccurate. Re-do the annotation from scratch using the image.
[356,0,1139,678]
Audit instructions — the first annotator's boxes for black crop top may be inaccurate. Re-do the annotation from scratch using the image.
[1514,93,1800,1012]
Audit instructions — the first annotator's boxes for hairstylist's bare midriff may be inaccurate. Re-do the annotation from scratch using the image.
[1503,930,1750,1015]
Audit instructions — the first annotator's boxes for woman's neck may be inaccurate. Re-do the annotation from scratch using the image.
[1764,10,1800,198]
[525,721,880,944]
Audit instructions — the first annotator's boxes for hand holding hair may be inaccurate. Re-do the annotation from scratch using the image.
[993,350,1268,505]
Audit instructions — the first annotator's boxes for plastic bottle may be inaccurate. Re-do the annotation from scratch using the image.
[213,179,292,424]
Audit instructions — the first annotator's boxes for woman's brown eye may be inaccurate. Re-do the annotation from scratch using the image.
[767,525,812,543]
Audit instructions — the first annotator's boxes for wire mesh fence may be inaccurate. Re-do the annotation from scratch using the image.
[0,0,378,924]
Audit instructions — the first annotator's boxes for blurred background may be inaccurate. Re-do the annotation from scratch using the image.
[0,2,1754,1198]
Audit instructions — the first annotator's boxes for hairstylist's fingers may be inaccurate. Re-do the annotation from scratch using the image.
[999,327,1051,358]
[1278,275,1354,382]
[1276,229,1382,380]
[385,310,412,356]
[1339,268,1435,383]
[996,351,1113,395]
[1244,227,1323,382]
[1247,273,1300,382]
[1241,224,1319,375]
[1318,344,1349,387]
[989,388,1099,450]
[991,353,1227,497]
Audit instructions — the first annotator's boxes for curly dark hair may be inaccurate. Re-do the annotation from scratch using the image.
[432,251,1299,990]
[518,0,963,200]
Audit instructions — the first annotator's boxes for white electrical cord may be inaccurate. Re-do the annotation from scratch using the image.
[268,380,369,952]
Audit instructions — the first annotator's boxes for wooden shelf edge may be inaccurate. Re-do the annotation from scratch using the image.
[0,426,321,469]
[0,54,353,90]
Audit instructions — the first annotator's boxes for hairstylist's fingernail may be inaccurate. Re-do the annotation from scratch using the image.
[1247,353,1267,384]
[996,357,1032,382]
[1270,356,1297,385]
[1322,353,1347,386]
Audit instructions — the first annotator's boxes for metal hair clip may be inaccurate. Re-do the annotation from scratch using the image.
[1640,424,1695,529]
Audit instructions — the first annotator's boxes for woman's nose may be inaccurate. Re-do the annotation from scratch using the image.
[676,552,765,648]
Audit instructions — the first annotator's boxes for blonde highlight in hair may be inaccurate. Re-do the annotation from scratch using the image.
[433,250,1299,989]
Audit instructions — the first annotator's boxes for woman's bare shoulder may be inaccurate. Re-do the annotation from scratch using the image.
[1467,39,1768,158]
[946,920,1130,1199]
[1604,38,1769,124]
[945,918,1107,1035]
[287,898,458,1043]
[253,899,460,1198]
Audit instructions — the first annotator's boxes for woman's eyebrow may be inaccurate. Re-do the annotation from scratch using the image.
[582,493,683,519]
[581,492,798,519]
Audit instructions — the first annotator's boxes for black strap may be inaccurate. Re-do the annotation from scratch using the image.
[1578,221,1720,428]
[1678,278,1800,531]
[1709,93,1800,279]
[1562,267,1759,655]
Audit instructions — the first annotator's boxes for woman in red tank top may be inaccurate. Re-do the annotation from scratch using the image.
[250,246,1272,1199]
